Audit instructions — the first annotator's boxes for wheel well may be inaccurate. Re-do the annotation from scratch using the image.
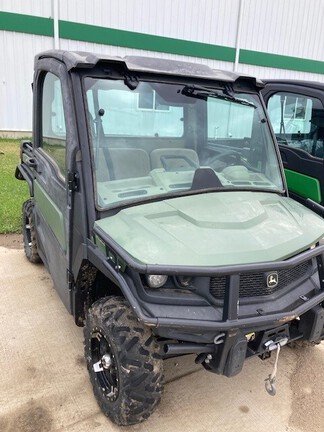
[73,260,123,326]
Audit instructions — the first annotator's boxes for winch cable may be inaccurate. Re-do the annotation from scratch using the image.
[264,343,281,396]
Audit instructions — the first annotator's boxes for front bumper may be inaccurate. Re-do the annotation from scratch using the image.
[88,238,324,377]
[90,236,324,337]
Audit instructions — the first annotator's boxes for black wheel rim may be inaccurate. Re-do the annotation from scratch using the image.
[90,328,119,401]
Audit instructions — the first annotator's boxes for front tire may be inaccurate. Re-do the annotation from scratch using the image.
[22,199,41,263]
[84,296,164,426]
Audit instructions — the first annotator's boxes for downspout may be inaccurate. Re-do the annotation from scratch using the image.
[234,0,244,72]
[52,0,60,49]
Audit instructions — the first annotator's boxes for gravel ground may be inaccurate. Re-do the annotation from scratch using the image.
[0,233,23,249]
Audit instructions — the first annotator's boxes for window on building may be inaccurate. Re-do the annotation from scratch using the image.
[138,89,170,111]
[86,80,183,137]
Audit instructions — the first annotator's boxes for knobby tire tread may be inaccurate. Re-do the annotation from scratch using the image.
[84,296,164,426]
[22,199,41,264]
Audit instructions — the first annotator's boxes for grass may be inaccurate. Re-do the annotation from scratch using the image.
[0,139,29,233]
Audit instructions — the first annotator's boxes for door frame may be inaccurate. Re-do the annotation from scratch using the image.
[32,58,78,311]
[262,82,324,207]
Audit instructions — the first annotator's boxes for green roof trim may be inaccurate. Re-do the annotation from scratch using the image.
[1,11,324,74]
[0,11,53,37]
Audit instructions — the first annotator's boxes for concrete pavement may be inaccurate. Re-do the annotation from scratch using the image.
[0,244,323,432]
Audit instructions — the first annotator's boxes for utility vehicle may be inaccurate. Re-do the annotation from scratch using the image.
[16,51,324,425]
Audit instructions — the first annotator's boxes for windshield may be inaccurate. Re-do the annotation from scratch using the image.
[84,77,284,209]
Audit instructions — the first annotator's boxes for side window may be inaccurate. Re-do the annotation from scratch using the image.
[267,92,324,157]
[41,72,66,175]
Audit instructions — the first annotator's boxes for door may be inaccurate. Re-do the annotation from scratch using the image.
[32,60,76,312]
[262,82,324,207]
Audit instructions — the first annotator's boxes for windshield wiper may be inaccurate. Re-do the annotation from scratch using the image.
[181,84,256,108]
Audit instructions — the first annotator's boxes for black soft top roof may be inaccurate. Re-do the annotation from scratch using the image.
[35,50,264,88]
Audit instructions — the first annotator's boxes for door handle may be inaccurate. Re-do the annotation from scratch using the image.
[26,158,40,172]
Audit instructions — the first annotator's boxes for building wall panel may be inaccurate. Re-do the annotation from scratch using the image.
[59,0,240,47]
[1,1,324,132]
[238,63,324,82]
[0,31,53,131]
[0,0,52,17]
[242,0,324,60]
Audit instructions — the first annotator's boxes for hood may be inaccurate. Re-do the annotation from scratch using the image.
[95,192,324,267]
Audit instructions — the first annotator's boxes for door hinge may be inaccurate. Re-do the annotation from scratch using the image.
[68,171,79,192]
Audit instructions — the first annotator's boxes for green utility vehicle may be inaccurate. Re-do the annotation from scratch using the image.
[16,51,324,425]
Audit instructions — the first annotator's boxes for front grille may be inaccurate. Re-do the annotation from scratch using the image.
[210,260,313,299]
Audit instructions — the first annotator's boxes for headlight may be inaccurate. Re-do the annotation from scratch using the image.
[176,276,193,287]
[146,274,168,288]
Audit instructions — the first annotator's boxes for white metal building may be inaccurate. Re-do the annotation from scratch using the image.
[1,0,324,135]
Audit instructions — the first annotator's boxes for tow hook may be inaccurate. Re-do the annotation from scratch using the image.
[264,337,288,396]
[214,333,225,345]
